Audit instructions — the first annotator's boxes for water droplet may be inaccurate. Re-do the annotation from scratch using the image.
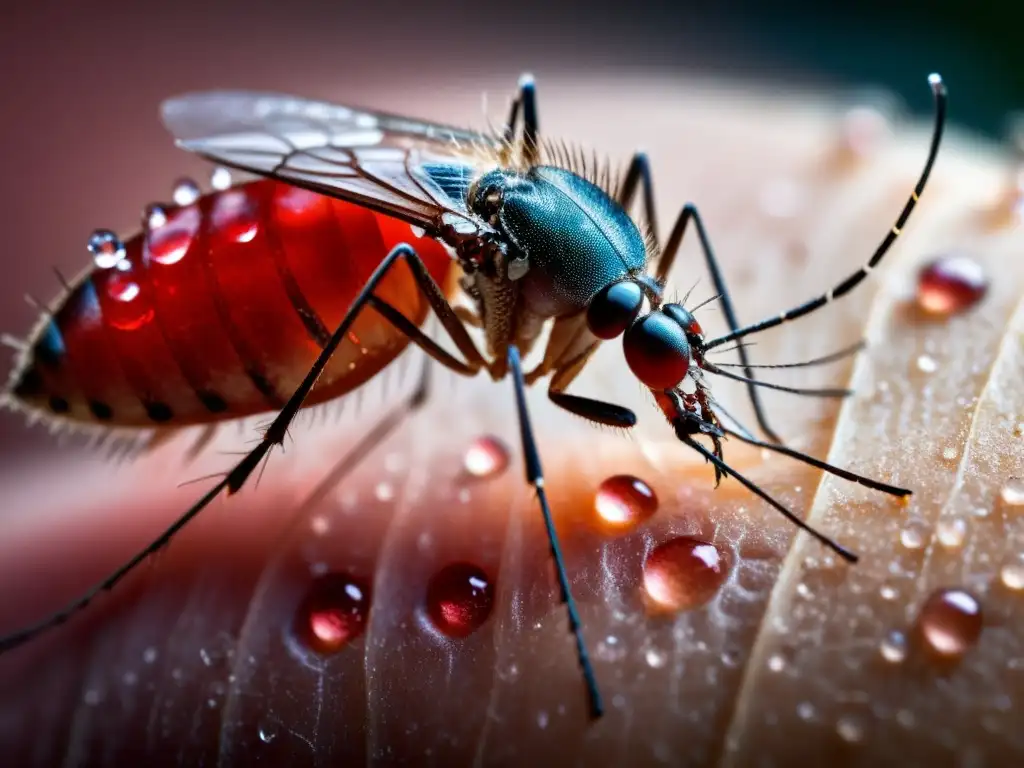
[293,572,371,654]
[999,553,1024,591]
[172,177,201,206]
[210,189,260,244]
[144,203,168,229]
[916,354,938,373]
[941,445,958,461]
[258,720,278,744]
[916,254,989,316]
[896,709,916,729]
[836,715,864,743]
[199,647,213,666]
[595,635,626,662]
[880,630,907,663]
[767,653,786,673]
[642,537,729,611]
[879,584,899,601]
[88,229,125,269]
[83,688,101,706]
[936,517,967,549]
[309,515,330,536]
[644,647,668,668]
[594,474,658,530]
[536,710,549,729]
[374,482,394,502]
[463,435,510,479]
[425,562,494,638]
[210,167,232,191]
[1000,478,1024,506]
[918,588,983,659]
[106,272,140,303]
[796,701,816,721]
[142,646,158,664]
[147,205,199,266]
[899,517,930,549]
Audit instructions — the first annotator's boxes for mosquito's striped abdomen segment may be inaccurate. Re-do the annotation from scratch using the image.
[8,180,453,427]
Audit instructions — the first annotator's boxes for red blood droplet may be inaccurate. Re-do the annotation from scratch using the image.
[594,474,658,530]
[425,562,494,638]
[293,572,371,654]
[916,254,988,316]
[643,537,729,611]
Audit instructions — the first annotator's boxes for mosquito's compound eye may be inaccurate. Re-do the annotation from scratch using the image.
[623,312,691,389]
[586,281,645,340]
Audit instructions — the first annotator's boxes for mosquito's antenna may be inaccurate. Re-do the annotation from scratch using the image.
[712,339,866,370]
[705,73,948,350]
[706,341,758,357]
[719,424,910,496]
[681,434,858,562]
[703,361,852,398]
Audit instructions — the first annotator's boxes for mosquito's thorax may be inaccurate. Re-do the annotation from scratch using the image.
[467,165,649,318]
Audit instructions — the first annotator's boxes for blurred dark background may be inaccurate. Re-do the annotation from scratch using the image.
[0,0,1017,461]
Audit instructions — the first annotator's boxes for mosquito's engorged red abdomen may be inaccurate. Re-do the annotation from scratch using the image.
[8,180,453,427]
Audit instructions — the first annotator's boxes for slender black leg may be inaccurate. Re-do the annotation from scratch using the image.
[617,152,659,245]
[507,345,603,720]
[0,243,476,653]
[502,74,540,167]
[546,345,637,428]
[704,73,947,350]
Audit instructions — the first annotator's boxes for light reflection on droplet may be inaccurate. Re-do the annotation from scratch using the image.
[645,647,668,669]
[293,572,371,655]
[916,354,938,374]
[142,646,158,664]
[424,562,494,638]
[463,435,510,479]
[999,554,1024,591]
[918,588,983,659]
[88,229,125,270]
[936,517,966,549]
[899,518,930,550]
[642,537,729,612]
[915,254,989,316]
[172,177,201,206]
[258,719,278,744]
[594,474,658,530]
[767,653,786,673]
[836,715,864,743]
[880,630,907,663]
[211,167,233,191]
[1000,478,1024,506]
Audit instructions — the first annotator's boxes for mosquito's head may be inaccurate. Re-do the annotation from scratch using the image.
[586,280,704,390]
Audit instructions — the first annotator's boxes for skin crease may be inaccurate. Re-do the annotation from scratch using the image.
[1,76,1024,766]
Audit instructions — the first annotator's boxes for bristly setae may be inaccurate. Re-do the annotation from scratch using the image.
[0,73,948,722]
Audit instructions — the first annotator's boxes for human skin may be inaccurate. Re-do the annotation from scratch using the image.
[1,75,1023,766]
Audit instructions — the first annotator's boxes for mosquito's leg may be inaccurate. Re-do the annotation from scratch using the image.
[506,345,603,719]
[0,243,477,653]
[616,152,659,245]
[704,73,947,350]
[502,74,540,167]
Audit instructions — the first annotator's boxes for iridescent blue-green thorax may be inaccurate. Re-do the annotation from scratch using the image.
[470,165,648,317]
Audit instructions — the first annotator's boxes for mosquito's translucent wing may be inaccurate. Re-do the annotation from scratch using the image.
[161,91,497,233]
